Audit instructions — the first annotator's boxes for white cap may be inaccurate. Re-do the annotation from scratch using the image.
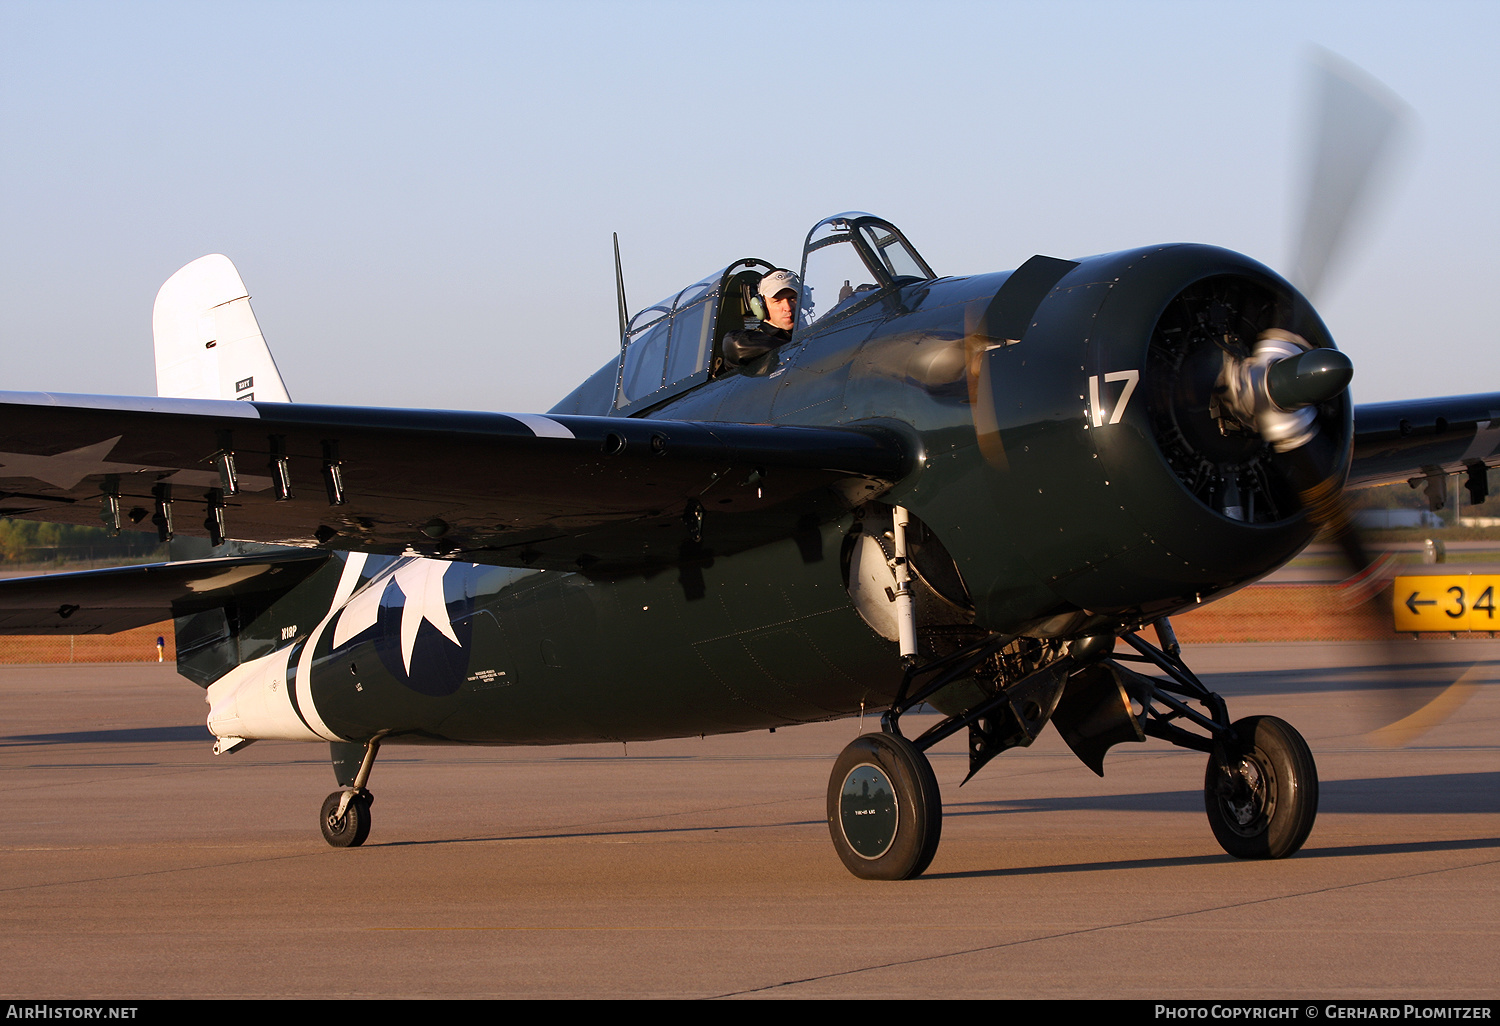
[757,269,800,300]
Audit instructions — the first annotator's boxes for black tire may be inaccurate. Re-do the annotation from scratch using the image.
[1204,716,1318,859]
[827,732,942,880]
[320,790,372,848]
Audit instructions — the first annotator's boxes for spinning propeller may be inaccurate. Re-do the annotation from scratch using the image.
[1200,49,1456,741]
[965,49,1468,740]
[1280,51,1462,747]
[1286,47,1412,591]
[1186,50,1467,743]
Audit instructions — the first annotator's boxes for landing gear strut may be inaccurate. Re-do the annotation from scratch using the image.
[321,737,381,848]
[826,618,1319,879]
[1114,626,1319,860]
[827,630,1060,880]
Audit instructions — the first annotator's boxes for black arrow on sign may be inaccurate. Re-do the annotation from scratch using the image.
[1405,592,1437,615]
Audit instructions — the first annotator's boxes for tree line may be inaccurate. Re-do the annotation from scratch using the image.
[0,519,166,566]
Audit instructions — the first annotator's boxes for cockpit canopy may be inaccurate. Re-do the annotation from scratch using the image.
[616,258,776,410]
[611,213,933,413]
[797,213,934,330]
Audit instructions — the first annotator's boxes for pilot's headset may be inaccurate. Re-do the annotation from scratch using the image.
[743,269,797,324]
[743,275,768,323]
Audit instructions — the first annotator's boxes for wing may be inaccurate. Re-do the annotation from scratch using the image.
[0,550,329,634]
[1352,392,1500,493]
[0,392,912,575]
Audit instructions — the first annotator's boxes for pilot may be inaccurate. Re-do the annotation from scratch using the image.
[722,269,800,367]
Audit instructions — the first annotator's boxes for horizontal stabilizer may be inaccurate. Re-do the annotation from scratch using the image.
[0,550,328,634]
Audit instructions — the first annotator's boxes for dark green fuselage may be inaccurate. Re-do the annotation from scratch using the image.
[205,243,1348,746]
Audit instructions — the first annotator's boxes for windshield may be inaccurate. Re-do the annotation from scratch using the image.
[797,213,933,330]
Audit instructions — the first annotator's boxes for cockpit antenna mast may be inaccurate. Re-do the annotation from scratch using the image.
[613,232,629,348]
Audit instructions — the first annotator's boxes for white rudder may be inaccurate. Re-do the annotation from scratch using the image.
[153,254,292,402]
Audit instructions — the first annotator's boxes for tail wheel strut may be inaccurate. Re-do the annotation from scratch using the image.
[321,737,381,849]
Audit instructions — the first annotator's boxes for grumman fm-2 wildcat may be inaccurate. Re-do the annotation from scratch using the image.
[0,204,1488,879]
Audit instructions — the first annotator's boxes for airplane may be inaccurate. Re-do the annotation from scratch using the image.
[0,65,1485,881]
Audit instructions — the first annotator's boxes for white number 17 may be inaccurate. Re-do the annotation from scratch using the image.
[1088,370,1139,428]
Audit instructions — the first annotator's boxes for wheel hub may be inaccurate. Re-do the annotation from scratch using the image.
[838,763,899,859]
[1220,754,1276,835]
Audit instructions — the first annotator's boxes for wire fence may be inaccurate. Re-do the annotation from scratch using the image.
[0,583,1466,666]
[1171,584,1417,643]
[0,623,176,664]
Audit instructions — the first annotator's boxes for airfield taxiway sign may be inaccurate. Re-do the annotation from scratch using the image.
[1393,574,1500,632]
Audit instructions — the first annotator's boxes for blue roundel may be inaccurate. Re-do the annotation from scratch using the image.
[364,576,473,697]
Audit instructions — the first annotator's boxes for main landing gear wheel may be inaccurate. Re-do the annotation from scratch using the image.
[1204,716,1318,859]
[827,732,942,880]
[320,790,373,848]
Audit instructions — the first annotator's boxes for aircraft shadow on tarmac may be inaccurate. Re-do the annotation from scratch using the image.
[1202,660,1498,695]
[945,771,1500,817]
[922,835,1500,881]
[367,820,1500,884]
[356,770,1499,859]
[0,724,211,745]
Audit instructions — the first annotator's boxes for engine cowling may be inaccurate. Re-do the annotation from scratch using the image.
[917,244,1352,635]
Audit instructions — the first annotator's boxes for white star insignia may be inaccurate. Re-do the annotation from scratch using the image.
[332,557,461,676]
[0,436,169,490]
[0,436,272,494]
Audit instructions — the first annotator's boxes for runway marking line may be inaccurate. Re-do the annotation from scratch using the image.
[710,853,1500,998]
[0,849,331,893]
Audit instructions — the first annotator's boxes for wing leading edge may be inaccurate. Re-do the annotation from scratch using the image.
[0,392,913,575]
[1352,392,1500,494]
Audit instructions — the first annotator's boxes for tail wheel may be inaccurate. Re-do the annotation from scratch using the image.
[1204,716,1318,859]
[320,790,373,848]
[827,732,942,880]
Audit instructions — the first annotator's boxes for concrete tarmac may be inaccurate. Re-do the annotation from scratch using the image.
[1,641,1496,999]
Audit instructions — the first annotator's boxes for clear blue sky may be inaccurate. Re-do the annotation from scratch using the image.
[1,0,1495,411]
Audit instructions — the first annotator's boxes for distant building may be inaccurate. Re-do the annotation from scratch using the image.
[1353,509,1444,529]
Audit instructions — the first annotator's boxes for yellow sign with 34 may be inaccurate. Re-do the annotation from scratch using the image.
[1393,575,1500,632]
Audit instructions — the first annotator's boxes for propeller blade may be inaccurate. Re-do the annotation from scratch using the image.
[1369,665,1481,747]
[1286,58,1471,744]
[1292,47,1413,301]
[1296,467,1480,744]
[1296,469,1396,605]
[966,255,1078,470]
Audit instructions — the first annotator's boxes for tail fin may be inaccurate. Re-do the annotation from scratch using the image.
[153,254,292,403]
